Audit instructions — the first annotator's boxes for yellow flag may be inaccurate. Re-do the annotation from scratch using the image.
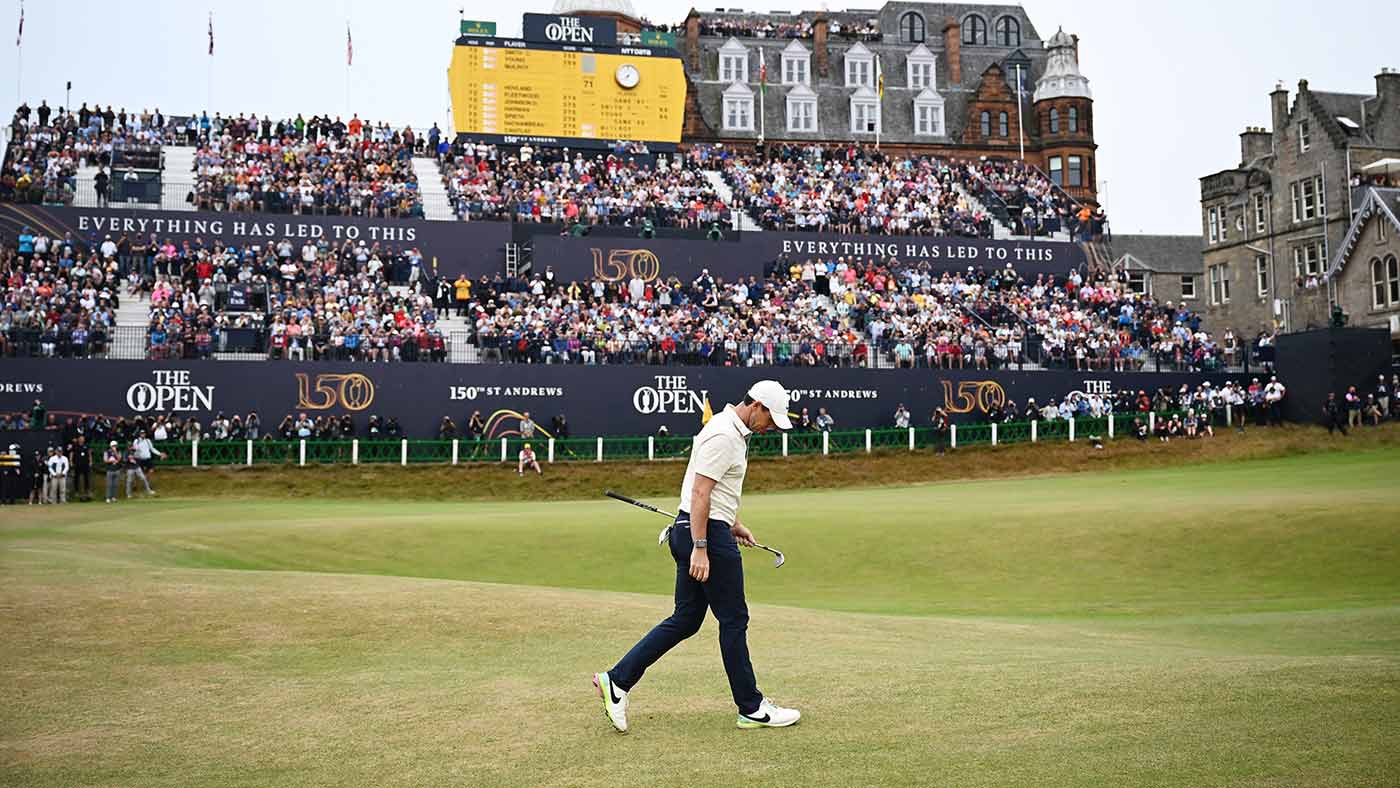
[701,396,714,425]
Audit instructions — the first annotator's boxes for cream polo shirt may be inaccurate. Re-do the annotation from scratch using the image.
[678,404,751,526]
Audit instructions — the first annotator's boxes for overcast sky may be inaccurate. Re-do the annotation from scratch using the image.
[6,0,1397,235]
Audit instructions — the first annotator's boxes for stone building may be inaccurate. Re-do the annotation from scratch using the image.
[677,3,1099,203]
[1199,69,1400,340]
[1110,235,1203,308]
[1324,186,1400,347]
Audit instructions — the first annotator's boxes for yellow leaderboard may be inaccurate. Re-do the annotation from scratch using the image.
[449,37,686,148]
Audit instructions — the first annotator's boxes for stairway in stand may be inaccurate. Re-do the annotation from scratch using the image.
[412,156,455,221]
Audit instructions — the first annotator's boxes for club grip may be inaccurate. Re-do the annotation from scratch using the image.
[604,489,645,507]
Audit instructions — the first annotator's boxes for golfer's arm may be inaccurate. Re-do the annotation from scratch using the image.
[689,475,716,544]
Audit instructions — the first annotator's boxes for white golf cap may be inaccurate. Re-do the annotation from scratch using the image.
[747,380,793,430]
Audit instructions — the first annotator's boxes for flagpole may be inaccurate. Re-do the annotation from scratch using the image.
[15,0,22,107]
[206,10,213,111]
[757,48,765,147]
[874,54,882,149]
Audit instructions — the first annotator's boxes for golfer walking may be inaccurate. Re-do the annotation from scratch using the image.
[594,380,801,733]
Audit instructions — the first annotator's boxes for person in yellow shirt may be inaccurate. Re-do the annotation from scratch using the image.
[453,274,472,317]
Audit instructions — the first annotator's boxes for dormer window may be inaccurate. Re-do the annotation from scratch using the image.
[844,42,874,88]
[913,88,945,136]
[900,11,925,44]
[781,39,810,85]
[906,44,936,90]
[850,86,880,134]
[722,82,754,131]
[719,38,748,84]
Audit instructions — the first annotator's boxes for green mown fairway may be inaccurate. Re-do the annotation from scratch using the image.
[3,447,1399,787]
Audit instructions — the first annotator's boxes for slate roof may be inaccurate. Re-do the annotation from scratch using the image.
[687,2,1052,144]
[1325,187,1400,279]
[1111,235,1204,275]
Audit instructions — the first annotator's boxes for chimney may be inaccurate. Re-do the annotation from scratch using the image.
[1378,67,1400,104]
[1240,127,1271,166]
[685,12,700,72]
[813,14,829,78]
[1270,82,1289,142]
[942,17,961,85]
[1072,34,1079,63]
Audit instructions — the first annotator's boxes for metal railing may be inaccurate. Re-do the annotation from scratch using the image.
[150,410,1209,468]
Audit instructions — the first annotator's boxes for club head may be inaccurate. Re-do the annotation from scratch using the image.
[771,551,786,569]
[657,524,671,547]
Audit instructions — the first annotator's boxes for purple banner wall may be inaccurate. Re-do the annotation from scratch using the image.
[2,359,1241,439]
[0,205,509,278]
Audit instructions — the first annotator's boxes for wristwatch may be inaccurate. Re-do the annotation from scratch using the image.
[693,539,708,549]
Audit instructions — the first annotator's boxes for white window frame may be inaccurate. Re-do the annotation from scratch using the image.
[1255,254,1269,297]
[912,88,944,137]
[851,99,881,135]
[719,38,748,84]
[1290,182,1301,223]
[1299,119,1311,153]
[1180,275,1196,299]
[1380,216,1389,243]
[1388,255,1400,307]
[1048,156,1063,186]
[1127,271,1148,295]
[1253,193,1266,234]
[1293,243,1322,278]
[1208,207,1219,244]
[1067,155,1083,187]
[1220,263,1231,303]
[785,85,816,132]
[1294,176,1325,222]
[781,40,810,86]
[844,43,874,88]
[722,83,755,131]
[906,45,936,90]
[1209,265,1221,304]
[1371,257,1386,308]
[1218,204,1228,242]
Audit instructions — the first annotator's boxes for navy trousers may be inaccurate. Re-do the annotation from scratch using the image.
[609,513,763,715]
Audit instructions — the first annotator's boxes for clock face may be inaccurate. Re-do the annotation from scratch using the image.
[615,64,641,89]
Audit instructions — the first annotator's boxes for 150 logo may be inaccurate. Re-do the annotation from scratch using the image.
[295,373,374,412]
[940,380,1006,414]
[592,248,661,283]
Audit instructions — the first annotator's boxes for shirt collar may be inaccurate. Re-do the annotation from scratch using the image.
[724,404,752,439]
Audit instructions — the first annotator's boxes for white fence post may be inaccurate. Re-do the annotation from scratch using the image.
[865,429,872,453]
[192,439,199,468]
[822,430,830,455]
[298,439,306,466]
[1069,417,1076,443]
[1226,404,1232,426]
[950,424,958,449]
[400,439,408,466]
[908,427,915,451]
[596,437,603,463]
[991,423,998,446]
[547,438,555,464]
[245,439,253,466]
[500,437,507,463]
[648,436,655,461]
[1031,419,1038,442]
[782,432,789,457]
[352,439,359,465]
[1108,414,1115,439]
[452,439,459,465]
[1149,412,1156,434]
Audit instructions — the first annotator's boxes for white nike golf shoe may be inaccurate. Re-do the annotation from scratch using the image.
[592,672,629,733]
[737,697,801,729]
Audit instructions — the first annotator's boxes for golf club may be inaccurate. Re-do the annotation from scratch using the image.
[604,489,786,568]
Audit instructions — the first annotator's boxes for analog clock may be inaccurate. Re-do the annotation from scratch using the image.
[615,64,641,89]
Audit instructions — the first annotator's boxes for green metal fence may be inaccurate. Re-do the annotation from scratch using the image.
[154,411,1194,468]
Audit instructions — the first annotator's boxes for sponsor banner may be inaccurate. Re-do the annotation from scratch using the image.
[460,19,496,36]
[0,204,509,278]
[521,13,617,45]
[2,359,1243,439]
